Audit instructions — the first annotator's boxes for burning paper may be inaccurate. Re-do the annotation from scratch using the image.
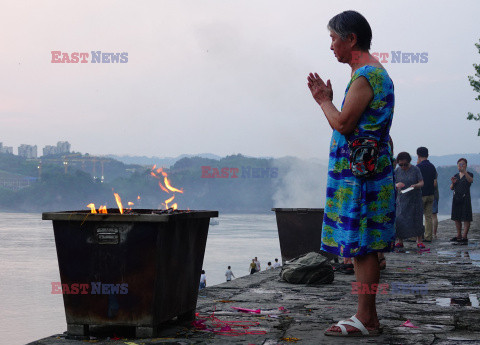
[87,203,97,214]
[113,193,124,214]
[150,166,184,210]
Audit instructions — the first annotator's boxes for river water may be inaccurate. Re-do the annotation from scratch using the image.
[0,212,281,345]
[0,212,450,344]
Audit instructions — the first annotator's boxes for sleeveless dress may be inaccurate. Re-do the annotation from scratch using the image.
[320,65,396,258]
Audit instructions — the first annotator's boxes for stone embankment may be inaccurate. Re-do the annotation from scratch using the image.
[29,215,480,345]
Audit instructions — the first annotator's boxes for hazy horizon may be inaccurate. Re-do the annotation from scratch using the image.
[4,148,480,164]
[1,0,479,159]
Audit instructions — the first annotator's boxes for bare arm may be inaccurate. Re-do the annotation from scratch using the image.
[412,179,424,189]
[459,165,474,183]
[308,73,373,135]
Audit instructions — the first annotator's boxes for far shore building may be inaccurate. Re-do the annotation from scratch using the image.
[0,142,13,154]
[42,145,57,156]
[18,144,37,158]
[42,141,71,156]
[57,141,71,154]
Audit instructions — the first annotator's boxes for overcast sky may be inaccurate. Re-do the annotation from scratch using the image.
[1,0,479,159]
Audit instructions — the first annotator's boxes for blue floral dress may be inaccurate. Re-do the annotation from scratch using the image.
[321,65,396,258]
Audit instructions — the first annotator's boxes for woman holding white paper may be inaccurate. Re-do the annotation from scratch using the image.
[394,152,425,248]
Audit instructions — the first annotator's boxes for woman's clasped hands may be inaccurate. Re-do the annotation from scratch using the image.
[307,72,333,105]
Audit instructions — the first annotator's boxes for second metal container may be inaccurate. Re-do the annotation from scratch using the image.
[272,208,336,263]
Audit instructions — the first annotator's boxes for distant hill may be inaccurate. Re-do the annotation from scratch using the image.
[53,152,480,169]
[106,153,222,168]
[0,150,479,213]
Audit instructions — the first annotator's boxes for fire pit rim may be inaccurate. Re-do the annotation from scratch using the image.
[42,210,219,222]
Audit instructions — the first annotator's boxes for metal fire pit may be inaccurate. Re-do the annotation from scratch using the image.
[271,208,337,264]
[43,209,218,337]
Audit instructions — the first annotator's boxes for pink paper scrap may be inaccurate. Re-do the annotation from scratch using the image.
[231,307,261,314]
[401,320,419,328]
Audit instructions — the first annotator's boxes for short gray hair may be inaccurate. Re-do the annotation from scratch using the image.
[328,10,372,51]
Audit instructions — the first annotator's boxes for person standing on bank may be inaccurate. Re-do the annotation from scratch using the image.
[395,152,425,248]
[225,266,235,282]
[416,147,437,242]
[450,158,474,244]
[249,259,256,274]
[308,10,395,337]
[254,257,261,272]
[199,270,206,290]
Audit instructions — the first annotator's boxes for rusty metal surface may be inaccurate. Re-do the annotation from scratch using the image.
[48,211,214,332]
[271,208,325,263]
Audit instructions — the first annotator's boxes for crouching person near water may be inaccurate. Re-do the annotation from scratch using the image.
[307,10,395,337]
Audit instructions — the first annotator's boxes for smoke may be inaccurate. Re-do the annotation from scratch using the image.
[272,157,328,208]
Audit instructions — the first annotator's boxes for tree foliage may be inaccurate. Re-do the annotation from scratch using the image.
[467,39,480,136]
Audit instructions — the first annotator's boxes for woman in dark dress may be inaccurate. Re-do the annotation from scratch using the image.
[450,158,474,244]
[394,152,425,248]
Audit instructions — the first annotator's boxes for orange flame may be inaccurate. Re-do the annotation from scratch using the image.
[165,195,175,209]
[128,202,134,206]
[150,165,185,210]
[137,195,141,200]
[99,205,107,213]
[87,203,97,213]
[158,181,169,193]
[114,193,124,214]
[164,177,183,193]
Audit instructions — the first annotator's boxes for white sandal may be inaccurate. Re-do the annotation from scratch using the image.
[325,315,382,337]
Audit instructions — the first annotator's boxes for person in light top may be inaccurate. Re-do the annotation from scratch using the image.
[273,258,281,268]
[266,262,273,270]
[199,270,206,290]
[225,266,235,282]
